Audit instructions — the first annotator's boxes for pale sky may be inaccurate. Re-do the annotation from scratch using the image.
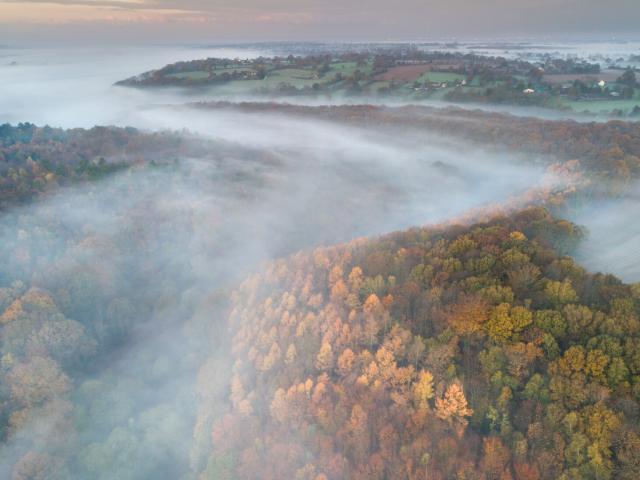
[1,0,639,44]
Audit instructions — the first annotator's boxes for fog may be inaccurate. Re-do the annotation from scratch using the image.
[438,40,640,67]
[0,45,271,128]
[0,113,552,478]
[0,44,623,126]
[570,182,640,283]
[0,42,638,479]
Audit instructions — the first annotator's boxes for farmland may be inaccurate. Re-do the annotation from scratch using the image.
[117,50,640,116]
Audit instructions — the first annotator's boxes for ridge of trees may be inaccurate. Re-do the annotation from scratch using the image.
[196,207,640,480]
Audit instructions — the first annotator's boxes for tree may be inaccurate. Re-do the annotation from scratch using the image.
[8,356,70,407]
[316,342,334,371]
[481,437,511,480]
[545,280,578,306]
[445,295,489,335]
[485,304,533,343]
[337,348,355,376]
[585,349,609,384]
[617,69,637,87]
[613,430,640,479]
[27,317,97,368]
[435,381,473,425]
[413,370,434,410]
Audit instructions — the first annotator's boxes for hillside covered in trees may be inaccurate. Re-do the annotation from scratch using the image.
[197,207,640,480]
[0,123,184,209]
[0,106,638,480]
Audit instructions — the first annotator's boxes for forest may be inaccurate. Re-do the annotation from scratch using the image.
[0,104,639,479]
[207,206,639,480]
[3,0,640,472]
[0,123,201,204]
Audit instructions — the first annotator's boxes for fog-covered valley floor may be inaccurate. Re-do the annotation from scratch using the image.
[1,43,639,479]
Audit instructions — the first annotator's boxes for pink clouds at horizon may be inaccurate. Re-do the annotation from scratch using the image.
[1,0,639,44]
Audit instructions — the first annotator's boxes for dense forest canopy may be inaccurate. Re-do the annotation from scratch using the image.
[206,207,640,480]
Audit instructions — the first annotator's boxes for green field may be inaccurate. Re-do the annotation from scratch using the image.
[416,71,465,84]
[269,68,315,79]
[560,93,640,114]
[264,68,319,87]
[329,61,373,76]
[365,80,392,92]
[166,71,210,80]
[167,66,256,81]
[208,68,319,93]
[213,66,255,73]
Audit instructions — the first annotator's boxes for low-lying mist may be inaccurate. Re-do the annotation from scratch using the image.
[0,45,269,128]
[1,42,638,479]
[570,181,640,283]
[0,109,552,478]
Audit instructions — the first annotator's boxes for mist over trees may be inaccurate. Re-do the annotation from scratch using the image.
[208,207,640,479]
[0,43,639,480]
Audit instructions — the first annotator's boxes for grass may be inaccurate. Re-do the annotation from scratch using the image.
[560,91,640,114]
[365,81,392,92]
[270,68,315,79]
[166,71,210,80]
[329,62,373,76]
[209,69,320,92]
[213,66,255,73]
[166,66,255,81]
[469,77,482,87]
[265,68,319,88]
[416,72,465,84]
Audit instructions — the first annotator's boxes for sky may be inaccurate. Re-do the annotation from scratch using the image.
[0,0,640,45]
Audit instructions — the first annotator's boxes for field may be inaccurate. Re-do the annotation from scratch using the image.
[416,71,465,83]
[207,68,319,93]
[560,96,640,114]
[263,68,318,87]
[375,64,432,81]
[328,61,373,76]
[166,70,210,80]
[167,66,256,81]
[364,80,392,92]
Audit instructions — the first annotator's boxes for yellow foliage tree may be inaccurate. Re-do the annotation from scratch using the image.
[413,370,434,410]
[435,381,473,425]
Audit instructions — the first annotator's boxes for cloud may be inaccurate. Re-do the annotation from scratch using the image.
[2,0,639,41]
[16,0,150,8]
